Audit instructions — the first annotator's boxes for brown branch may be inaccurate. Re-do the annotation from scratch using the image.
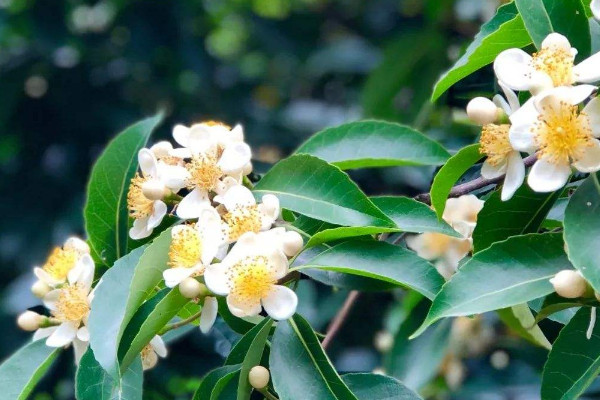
[321,290,360,350]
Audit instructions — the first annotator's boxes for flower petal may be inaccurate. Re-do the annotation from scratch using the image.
[199,296,218,334]
[150,336,168,358]
[527,159,571,192]
[69,254,95,291]
[509,122,537,153]
[148,201,167,229]
[541,33,571,51]
[223,185,256,210]
[204,263,230,295]
[34,326,57,341]
[227,294,262,318]
[73,338,89,365]
[583,96,600,137]
[163,267,197,288]
[77,326,90,342]
[176,188,210,219]
[481,159,507,179]
[498,80,520,114]
[493,49,534,91]
[573,140,600,172]
[218,143,252,175]
[172,124,190,148]
[574,51,600,83]
[501,151,525,201]
[261,285,298,320]
[43,289,61,311]
[46,322,78,347]
[138,148,158,178]
[34,267,61,286]
[592,0,600,20]
[159,164,189,192]
[129,217,152,240]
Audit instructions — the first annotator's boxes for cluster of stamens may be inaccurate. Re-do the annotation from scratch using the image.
[530,47,574,87]
[186,155,223,191]
[480,124,512,166]
[227,256,275,304]
[53,283,90,323]
[168,225,203,269]
[127,174,154,218]
[222,205,262,241]
[42,247,79,281]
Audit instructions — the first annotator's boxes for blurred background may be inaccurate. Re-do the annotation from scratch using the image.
[0,0,568,399]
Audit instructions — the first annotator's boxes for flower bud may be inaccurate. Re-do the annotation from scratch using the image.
[64,237,90,254]
[550,270,588,298]
[248,366,270,390]
[31,280,51,298]
[466,97,499,125]
[529,71,553,95]
[17,311,42,331]
[179,278,206,299]
[150,141,173,158]
[282,231,304,257]
[142,179,168,200]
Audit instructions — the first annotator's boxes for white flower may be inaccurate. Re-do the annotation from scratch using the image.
[215,185,280,243]
[494,33,600,93]
[171,121,245,158]
[163,208,223,288]
[199,295,218,334]
[593,0,600,20]
[34,256,95,364]
[141,335,167,370]
[33,237,93,288]
[406,195,484,279]
[508,85,600,192]
[204,231,297,320]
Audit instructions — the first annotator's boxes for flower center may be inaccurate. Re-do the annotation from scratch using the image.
[127,174,154,219]
[186,155,223,191]
[159,155,183,166]
[530,47,574,87]
[168,225,203,269]
[227,256,275,304]
[53,283,89,323]
[533,102,593,165]
[42,247,79,281]
[422,233,453,257]
[222,205,262,242]
[479,124,512,166]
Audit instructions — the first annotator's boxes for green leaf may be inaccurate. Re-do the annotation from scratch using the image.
[253,154,394,227]
[305,226,400,248]
[342,373,422,400]
[497,303,551,349]
[431,2,531,101]
[371,196,460,237]
[225,318,273,365]
[270,314,358,400]
[514,0,553,48]
[237,318,273,400]
[302,269,399,292]
[211,371,240,400]
[292,215,337,238]
[541,307,600,399]
[192,365,241,400]
[533,292,595,325]
[299,240,444,299]
[76,349,143,400]
[0,339,61,400]
[564,174,600,292]
[472,185,560,252]
[218,297,262,335]
[84,114,162,266]
[412,233,570,338]
[295,121,449,169]
[430,144,482,219]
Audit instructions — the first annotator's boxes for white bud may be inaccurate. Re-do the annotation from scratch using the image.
[31,280,51,298]
[17,311,42,331]
[178,278,205,299]
[550,270,588,298]
[242,162,253,176]
[142,179,168,200]
[150,141,173,158]
[466,97,499,125]
[64,237,90,254]
[374,331,394,353]
[249,366,270,390]
[282,231,304,257]
[529,71,554,95]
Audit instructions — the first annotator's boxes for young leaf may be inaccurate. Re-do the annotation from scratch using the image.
[305,226,400,248]
[431,2,531,101]
[253,154,394,228]
[84,114,162,267]
[237,318,273,400]
[270,314,358,400]
[76,348,143,400]
[541,308,600,399]
[192,365,241,400]
[0,339,61,400]
[342,373,423,400]
[299,240,445,300]
[430,144,482,219]
[412,233,569,338]
[295,121,449,169]
[496,303,551,349]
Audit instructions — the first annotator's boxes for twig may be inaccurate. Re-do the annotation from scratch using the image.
[321,290,360,350]
[159,310,203,334]
[258,388,279,400]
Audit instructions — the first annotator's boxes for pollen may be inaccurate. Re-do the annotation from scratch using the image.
[168,225,203,269]
[53,283,89,323]
[530,47,574,87]
[127,174,154,219]
[222,205,262,242]
[533,102,593,165]
[186,155,223,192]
[42,247,79,281]
[227,256,275,305]
[480,124,512,166]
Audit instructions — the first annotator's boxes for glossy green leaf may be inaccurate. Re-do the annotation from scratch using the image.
[497,303,551,349]
[413,233,570,338]
[237,318,273,400]
[218,296,261,335]
[302,269,399,292]
[430,144,482,219]
[514,0,553,48]
[431,2,531,101]
[295,121,449,169]
[192,365,241,400]
[84,114,162,266]
[211,371,240,400]
[271,314,357,400]
[342,373,422,400]
[564,174,600,292]
[292,215,337,238]
[299,240,444,299]
[473,185,560,252]
[306,226,399,248]
[253,154,394,228]
[76,348,143,400]
[542,308,600,399]
[225,318,273,365]
[0,339,61,400]
[533,293,595,325]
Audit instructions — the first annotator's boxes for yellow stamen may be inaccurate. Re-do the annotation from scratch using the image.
[186,155,223,192]
[53,283,89,323]
[42,247,79,281]
[203,120,231,129]
[168,225,203,269]
[530,47,574,87]
[480,124,512,166]
[222,205,262,242]
[158,155,182,166]
[127,174,154,219]
[227,256,275,305]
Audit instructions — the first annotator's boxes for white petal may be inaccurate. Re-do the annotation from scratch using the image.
[493,49,534,91]
[34,326,57,341]
[218,143,252,175]
[147,201,167,229]
[43,289,61,311]
[498,80,520,114]
[481,159,507,179]
[230,124,244,142]
[198,209,223,265]
[68,254,95,290]
[138,148,158,178]
[537,86,596,110]
[150,336,168,358]
[163,267,197,288]
[527,159,571,192]
[509,122,537,153]
[176,188,210,219]
[199,296,218,334]
[574,52,600,83]
[227,294,262,318]
[583,96,600,137]
[77,326,90,342]
[592,0,600,20]
[406,233,441,260]
[261,285,297,321]
[223,185,256,210]
[573,140,600,172]
[46,322,78,347]
[159,164,189,192]
[149,141,173,158]
[204,263,230,295]
[34,267,61,286]
[509,97,537,126]
[541,33,571,51]
[129,218,152,240]
[73,338,89,365]
[501,151,525,201]
[169,147,192,159]
[64,237,90,254]
[258,194,280,229]
[172,124,190,148]
[493,94,512,116]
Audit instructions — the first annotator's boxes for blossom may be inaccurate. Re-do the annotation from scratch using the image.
[494,33,600,93]
[508,85,600,192]
[204,231,297,320]
[406,195,484,279]
[593,0,600,20]
[141,335,167,370]
[33,237,94,288]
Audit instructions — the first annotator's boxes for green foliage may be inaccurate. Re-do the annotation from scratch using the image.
[342,373,422,400]
[236,318,272,400]
[193,365,241,400]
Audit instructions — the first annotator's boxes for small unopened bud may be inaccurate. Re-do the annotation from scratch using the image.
[282,231,304,257]
[179,278,205,299]
[64,237,90,254]
[249,366,270,390]
[17,311,42,331]
[466,97,499,125]
[529,71,553,95]
[31,280,51,298]
[550,270,588,298]
[142,179,168,200]
[374,331,394,353]
[150,141,173,158]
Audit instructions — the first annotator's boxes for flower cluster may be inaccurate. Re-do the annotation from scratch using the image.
[467,33,600,200]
